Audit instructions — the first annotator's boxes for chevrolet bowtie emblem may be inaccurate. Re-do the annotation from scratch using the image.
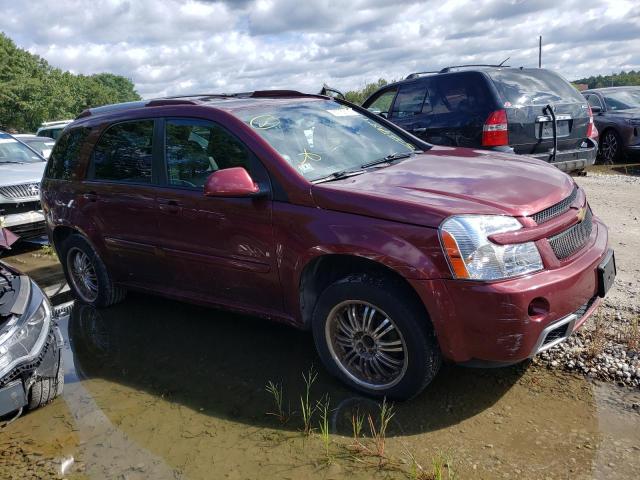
[576,207,587,222]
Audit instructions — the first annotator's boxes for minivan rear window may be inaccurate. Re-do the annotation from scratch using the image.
[487,69,585,106]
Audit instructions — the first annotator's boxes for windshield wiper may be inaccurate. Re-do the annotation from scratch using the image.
[0,161,25,164]
[311,168,366,184]
[360,151,414,169]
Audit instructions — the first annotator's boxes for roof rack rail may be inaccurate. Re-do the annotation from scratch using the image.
[40,120,73,126]
[405,71,439,80]
[438,63,510,73]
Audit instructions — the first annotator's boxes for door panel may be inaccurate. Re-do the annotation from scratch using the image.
[154,118,282,313]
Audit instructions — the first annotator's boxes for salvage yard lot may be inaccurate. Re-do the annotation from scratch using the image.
[1,169,640,480]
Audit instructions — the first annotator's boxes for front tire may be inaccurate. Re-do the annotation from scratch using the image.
[599,130,623,164]
[61,235,126,308]
[311,274,441,400]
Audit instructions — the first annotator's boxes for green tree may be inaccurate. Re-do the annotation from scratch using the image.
[342,78,392,105]
[573,70,640,89]
[0,32,141,132]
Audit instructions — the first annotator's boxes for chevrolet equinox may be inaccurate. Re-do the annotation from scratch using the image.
[41,91,616,399]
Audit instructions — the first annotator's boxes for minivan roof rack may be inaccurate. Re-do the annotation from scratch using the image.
[40,120,73,127]
[405,71,439,80]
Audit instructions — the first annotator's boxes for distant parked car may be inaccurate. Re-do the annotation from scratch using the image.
[0,228,63,421]
[362,66,598,172]
[13,134,56,159]
[0,131,47,240]
[41,91,614,399]
[36,120,73,140]
[582,87,640,164]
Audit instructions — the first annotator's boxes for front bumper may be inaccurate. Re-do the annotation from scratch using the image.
[2,210,46,240]
[529,138,598,172]
[411,216,610,364]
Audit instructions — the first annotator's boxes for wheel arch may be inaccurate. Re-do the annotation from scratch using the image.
[298,253,430,329]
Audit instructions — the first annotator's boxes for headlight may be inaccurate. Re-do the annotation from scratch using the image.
[0,290,51,378]
[440,215,543,280]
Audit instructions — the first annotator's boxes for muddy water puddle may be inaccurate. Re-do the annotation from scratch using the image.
[1,296,639,479]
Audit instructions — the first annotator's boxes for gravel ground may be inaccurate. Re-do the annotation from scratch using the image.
[534,171,640,389]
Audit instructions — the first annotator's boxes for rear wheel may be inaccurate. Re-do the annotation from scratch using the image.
[312,274,441,400]
[61,235,126,307]
[599,130,623,164]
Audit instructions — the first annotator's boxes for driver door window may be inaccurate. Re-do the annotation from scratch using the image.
[587,95,603,111]
[165,119,251,188]
[366,88,398,117]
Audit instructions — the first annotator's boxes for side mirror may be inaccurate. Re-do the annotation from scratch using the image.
[591,105,602,114]
[204,167,259,197]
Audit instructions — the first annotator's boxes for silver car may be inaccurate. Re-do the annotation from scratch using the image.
[0,132,47,240]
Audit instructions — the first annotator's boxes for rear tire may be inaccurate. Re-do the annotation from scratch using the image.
[60,234,126,308]
[311,274,441,400]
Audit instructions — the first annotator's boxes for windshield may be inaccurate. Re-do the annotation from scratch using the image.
[236,100,416,181]
[23,139,55,159]
[488,69,585,106]
[603,89,640,111]
[0,134,44,164]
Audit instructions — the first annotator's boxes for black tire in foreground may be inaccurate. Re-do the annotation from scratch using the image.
[60,234,126,308]
[312,274,441,400]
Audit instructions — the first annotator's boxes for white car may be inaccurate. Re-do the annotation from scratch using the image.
[0,132,47,240]
[13,134,56,159]
[36,120,73,141]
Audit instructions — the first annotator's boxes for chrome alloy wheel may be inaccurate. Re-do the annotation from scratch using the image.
[67,247,98,303]
[601,131,618,164]
[325,301,408,390]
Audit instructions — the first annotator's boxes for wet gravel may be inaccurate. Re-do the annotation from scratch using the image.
[0,440,66,479]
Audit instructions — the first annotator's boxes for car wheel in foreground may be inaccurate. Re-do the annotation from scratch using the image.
[312,274,441,400]
[600,130,622,164]
[61,235,126,307]
[28,357,64,410]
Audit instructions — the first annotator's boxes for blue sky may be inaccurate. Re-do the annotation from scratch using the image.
[1,0,638,98]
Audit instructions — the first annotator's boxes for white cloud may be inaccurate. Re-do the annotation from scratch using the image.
[0,0,638,98]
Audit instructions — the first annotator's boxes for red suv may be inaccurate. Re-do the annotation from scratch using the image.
[41,91,616,399]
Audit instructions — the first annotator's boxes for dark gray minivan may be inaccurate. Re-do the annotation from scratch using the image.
[362,67,598,172]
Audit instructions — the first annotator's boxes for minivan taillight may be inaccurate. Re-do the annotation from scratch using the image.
[586,105,597,140]
[482,109,509,147]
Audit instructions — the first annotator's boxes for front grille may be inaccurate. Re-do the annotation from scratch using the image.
[543,324,569,345]
[548,207,593,259]
[7,221,46,239]
[531,187,577,224]
[0,183,40,200]
[0,201,42,216]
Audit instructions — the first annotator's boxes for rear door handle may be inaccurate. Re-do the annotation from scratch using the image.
[158,199,182,214]
[83,191,97,202]
[412,127,427,134]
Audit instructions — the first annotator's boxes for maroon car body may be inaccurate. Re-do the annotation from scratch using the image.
[40,92,615,399]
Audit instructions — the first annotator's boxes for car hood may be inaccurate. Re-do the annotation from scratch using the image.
[0,162,46,187]
[311,146,575,228]
[605,107,640,118]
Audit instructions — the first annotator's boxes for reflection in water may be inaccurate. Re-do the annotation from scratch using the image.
[68,295,524,436]
[3,294,640,479]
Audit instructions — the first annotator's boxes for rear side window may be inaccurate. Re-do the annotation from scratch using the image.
[45,127,91,180]
[91,120,154,183]
[391,83,429,118]
[586,95,603,110]
[488,69,585,106]
[165,119,252,189]
[429,73,492,115]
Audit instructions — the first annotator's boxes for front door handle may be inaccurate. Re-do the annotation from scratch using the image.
[412,127,427,134]
[83,191,97,202]
[158,199,182,214]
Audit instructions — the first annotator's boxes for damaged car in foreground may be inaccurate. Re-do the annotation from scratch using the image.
[41,91,615,400]
[0,228,63,423]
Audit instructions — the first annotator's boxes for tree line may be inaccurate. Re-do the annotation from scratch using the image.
[0,32,140,133]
